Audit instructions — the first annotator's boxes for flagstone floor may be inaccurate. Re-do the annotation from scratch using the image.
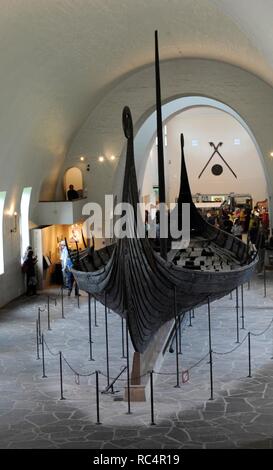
[1,272,273,449]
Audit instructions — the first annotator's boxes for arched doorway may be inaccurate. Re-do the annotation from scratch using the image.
[63,167,83,200]
[129,96,270,226]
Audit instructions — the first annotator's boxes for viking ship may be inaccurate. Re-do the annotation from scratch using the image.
[71,33,257,353]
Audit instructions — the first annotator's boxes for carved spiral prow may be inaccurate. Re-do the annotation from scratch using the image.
[122,106,133,140]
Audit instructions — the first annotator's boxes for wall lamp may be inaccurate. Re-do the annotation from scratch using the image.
[10,211,18,233]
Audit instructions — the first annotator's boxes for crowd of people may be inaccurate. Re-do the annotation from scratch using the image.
[205,199,269,246]
[21,241,80,297]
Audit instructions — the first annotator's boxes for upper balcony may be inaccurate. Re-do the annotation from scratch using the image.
[34,198,88,226]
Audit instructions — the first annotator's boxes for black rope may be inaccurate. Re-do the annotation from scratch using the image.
[99,370,148,382]
[250,317,273,337]
[61,353,96,377]
[213,333,248,356]
[43,338,60,357]
[188,353,210,371]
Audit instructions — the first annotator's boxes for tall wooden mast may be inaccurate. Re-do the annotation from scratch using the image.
[155,30,167,260]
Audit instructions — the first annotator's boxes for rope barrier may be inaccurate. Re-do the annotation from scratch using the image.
[213,333,248,356]
[188,352,210,371]
[61,353,96,378]
[99,370,148,382]
[250,317,273,337]
[43,338,59,357]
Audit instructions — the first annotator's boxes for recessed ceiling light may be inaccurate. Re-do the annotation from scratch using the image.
[270,152,273,157]
[80,156,85,161]
[110,155,116,161]
[98,156,104,162]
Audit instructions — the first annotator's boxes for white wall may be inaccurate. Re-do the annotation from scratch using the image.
[142,107,267,205]
[61,58,273,222]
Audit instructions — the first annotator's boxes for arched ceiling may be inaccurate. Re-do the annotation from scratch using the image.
[0,0,273,200]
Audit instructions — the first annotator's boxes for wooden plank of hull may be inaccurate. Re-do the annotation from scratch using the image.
[72,234,257,353]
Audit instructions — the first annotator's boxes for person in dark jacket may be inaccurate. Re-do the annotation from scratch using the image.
[67,185,79,201]
[23,250,38,295]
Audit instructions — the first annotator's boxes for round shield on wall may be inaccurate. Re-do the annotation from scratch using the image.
[211,164,223,176]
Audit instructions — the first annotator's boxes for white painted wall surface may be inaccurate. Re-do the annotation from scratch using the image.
[62,59,273,221]
[142,107,267,205]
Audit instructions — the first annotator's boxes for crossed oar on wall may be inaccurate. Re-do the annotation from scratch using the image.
[198,142,237,179]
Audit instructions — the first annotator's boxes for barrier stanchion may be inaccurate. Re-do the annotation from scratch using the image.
[47,297,51,331]
[178,316,182,355]
[150,371,156,426]
[264,267,267,298]
[104,293,110,388]
[41,334,47,378]
[248,332,252,378]
[95,371,101,425]
[125,315,132,414]
[38,308,42,343]
[88,294,94,361]
[189,310,192,327]
[61,286,65,319]
[36,320,40,360]
[207,297,214,401]
[192,309,195,319]
[241,284,245,330]
[229,291,233,300]
[248,280,251,291]
[77,288,80,309]
[59,352,65,400]
[236,287,240,343]
[94,298,98,327]
[174,287,180,388]
[121,318,126,358]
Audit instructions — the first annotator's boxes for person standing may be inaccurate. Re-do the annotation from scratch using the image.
[59,241,79,296]
[23,250,38,295]
[67,185,79,201]
[231,218,243,240]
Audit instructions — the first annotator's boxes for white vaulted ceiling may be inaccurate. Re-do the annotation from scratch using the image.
[0,0,273,200]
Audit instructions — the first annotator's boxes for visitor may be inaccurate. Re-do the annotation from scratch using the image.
[249,221,259,245]
[231,218,243,239]
[145,209,150,237]
[65,255,79,297]
[261,207,269,233]
[23,245,37,263]
[59,241,79,296]
[207,212,216,226]
[22,250,38,296]
[67,184,79,201]
[244,199,252,232]
[222,216,233,234]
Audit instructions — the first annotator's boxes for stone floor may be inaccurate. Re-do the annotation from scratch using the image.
[1,273,273,449]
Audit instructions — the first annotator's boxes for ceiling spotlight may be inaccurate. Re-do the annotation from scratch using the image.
[80,156,85,161]
[98,156,104,162]
[270,152,273,157]
[110,155,116,161]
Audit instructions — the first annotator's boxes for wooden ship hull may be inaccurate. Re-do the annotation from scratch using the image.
[71,32,257,353]
[72,106,257,353]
